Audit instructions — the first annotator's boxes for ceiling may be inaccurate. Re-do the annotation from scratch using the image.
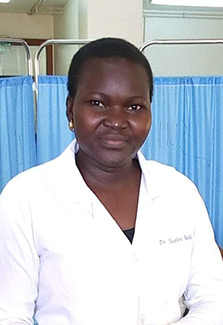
[0,0,68,15]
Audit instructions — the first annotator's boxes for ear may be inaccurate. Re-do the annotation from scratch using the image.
[66,96,74,122]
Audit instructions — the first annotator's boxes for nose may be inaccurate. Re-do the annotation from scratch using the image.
[103,107,128,129]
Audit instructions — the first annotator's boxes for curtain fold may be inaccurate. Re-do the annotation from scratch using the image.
[0,76,36,193]
[36,76,74,165]
[142,76,223,247]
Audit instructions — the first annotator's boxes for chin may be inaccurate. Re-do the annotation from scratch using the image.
[96,154,134,169]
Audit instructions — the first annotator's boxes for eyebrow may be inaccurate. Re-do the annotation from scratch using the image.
[84,92,149,101]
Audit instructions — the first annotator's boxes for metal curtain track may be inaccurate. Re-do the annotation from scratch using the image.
[139,38,223,52]
[34,39,92,91]
[0,38,33,76]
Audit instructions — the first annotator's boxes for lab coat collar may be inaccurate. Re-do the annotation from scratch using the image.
[55,140,161,214]
[136,150,162,202]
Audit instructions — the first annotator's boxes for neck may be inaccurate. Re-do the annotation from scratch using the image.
[75,150,140,189]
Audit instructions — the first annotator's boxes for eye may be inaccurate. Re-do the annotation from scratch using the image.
[90,100,105,108]
[127,104,142,111]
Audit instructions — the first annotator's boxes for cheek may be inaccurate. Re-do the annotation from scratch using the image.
[132,112,152,138]
[73,110,102,135]
[144,109,152,134]
[147,113,152,133]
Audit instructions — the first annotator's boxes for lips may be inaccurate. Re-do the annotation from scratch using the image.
[99,134,128,148]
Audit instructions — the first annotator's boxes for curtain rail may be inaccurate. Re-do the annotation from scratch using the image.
[34,39,92,90]
[139,38,223,52]
[0,38,33,76]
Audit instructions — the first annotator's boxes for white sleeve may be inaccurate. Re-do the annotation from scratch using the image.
[0,180,39,324]
[174,186,223,324]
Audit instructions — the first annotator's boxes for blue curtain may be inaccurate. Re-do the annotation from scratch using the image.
[0,76,36,193]
[142,76,223,247]
[36,76,74,165]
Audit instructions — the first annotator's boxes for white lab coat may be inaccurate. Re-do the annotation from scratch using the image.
[0,140,223,325]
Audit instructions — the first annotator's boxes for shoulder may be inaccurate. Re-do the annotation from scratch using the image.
[1,142,76,200]
[141,156,195,190]
[138,154,202,205]
[139,155,210,233]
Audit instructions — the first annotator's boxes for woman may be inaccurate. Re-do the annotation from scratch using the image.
[0,38,223,325]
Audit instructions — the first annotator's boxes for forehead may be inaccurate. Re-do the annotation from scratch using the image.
[79,57,147,76]
[77,57,150,91]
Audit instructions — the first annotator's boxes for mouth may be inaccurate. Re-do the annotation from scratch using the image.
[99,135,128,148]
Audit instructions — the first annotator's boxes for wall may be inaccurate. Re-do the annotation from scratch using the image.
[53,0,143,75]
[143,10,223,76]
[87,0,143,47]
[53,0,80,75]
[78,0,87,39]
[0,13,54,75]
[0,13,54,39]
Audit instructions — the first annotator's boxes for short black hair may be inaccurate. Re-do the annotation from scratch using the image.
[67,37,154,102]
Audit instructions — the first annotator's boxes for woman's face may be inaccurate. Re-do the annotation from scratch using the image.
[67,57,152,169]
